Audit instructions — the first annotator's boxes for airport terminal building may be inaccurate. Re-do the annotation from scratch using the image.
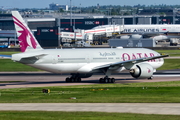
[1,9,180,47]
[1,8,180,32]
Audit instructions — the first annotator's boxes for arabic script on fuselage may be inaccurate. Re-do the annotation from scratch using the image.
[99,52,116,56]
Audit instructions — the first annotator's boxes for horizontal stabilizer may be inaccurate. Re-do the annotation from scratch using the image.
[12,52,47,61]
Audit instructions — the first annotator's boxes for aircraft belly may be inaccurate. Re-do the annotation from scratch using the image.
[77,62,113,73]
[28,63,86,73]
[57,63,85,73]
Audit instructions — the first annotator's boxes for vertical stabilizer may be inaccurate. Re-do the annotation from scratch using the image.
[12,11,42,52]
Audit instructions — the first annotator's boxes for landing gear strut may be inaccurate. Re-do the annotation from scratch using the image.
[99,76,115,83]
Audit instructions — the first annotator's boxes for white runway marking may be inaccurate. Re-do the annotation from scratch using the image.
[154,74,180,77]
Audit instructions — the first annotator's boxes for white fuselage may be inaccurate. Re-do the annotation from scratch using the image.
[123,24,180,33]
[12,48,164,74]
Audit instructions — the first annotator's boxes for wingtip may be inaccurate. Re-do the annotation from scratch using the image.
[163,54,169,57]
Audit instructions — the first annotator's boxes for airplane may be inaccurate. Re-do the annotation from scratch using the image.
[9,11,168,83]
[121,24,180,39]
[89,24,180,44]
[122,24,180,34]
[92,24,180,35]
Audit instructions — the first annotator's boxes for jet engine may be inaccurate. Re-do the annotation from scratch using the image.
[130,34,142,39]
[152,35,169,41]
[120,34,142,39]
[120,35,130,39]
[129,63,154,79]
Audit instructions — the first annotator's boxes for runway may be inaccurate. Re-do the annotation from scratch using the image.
[0,103,180,115]
[0,71,180,89]
[0,71,180,115]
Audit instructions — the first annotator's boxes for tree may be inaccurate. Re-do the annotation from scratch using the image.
[92,9,95,13]
[59,8,64,13]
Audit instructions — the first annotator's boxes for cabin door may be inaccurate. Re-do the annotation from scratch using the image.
[52,55,58,64]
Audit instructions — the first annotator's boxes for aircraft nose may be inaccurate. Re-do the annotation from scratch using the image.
[159,58,164,67]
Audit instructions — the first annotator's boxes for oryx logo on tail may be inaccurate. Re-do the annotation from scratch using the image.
[12,11,42,52]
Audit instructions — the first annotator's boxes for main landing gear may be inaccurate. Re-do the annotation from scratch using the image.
[99,76,115,83]
[99,69,116,83]
[148,76,153,80]
[66,77,81,82]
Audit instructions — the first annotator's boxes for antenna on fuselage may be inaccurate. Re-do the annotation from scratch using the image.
[60,44,63,49]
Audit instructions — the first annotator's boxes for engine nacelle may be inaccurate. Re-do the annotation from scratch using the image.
[131,34,142,39]
[152,35,169,41]
[129,63,154,79]
[120,35,130,39]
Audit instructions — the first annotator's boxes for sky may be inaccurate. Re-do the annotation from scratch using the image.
[0,0,180,9]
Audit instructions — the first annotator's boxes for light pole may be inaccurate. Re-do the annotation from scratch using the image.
[80,3,81,14]
[70,0,72,26]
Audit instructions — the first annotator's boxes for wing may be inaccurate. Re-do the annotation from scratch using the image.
[92,54,169,71]
[0,53,46,60]
[0,55,12,59]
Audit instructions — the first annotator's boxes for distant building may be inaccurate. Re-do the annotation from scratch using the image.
[49,3,68,11]
[138,9,174,16]
[97,4,100,9]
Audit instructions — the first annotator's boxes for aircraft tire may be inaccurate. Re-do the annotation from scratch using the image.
[77,77,81,82]
[70,78,74,82]
[148,76,153,80]
[66,78,70,82]
[104,78,108,83]
[74,78,78,82]
[108,78,111,83]
[99,78,103,83]
[111,78,115,83]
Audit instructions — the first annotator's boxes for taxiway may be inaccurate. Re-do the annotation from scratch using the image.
[0,71,180,89]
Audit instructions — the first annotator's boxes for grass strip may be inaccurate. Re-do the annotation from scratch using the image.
[155,50,180,57]
[157,59,180,70]
[0,111,180,120]
[0,81,180,103]
[0,59,40,71]
[0,51,19,55]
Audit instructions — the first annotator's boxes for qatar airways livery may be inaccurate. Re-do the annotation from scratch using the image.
[11,11,168,83]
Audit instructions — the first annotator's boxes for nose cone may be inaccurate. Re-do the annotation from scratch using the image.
[157,58,164,69]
